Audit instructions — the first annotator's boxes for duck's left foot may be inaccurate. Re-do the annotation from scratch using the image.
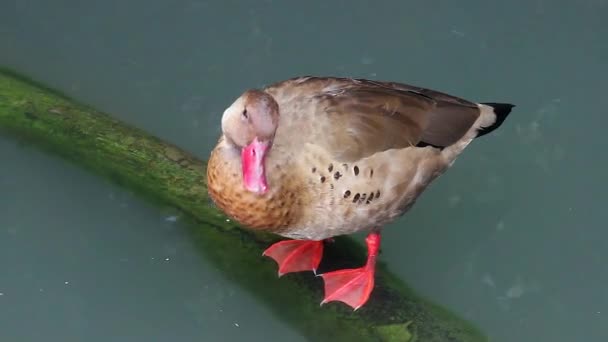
[263,239,324,276]
[319,232,380,310]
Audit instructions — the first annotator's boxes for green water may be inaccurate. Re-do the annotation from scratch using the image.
[1,1,607,341]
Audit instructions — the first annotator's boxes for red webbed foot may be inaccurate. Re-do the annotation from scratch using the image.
[263,239,324,276]
[319,232,381,310]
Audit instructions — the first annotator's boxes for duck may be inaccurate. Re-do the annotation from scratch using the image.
[207,76,514,310]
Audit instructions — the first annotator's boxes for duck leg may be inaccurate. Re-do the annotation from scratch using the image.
[263,239,324,276]
[319,232,380,310]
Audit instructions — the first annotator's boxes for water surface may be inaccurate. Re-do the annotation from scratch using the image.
[1,1,607,341]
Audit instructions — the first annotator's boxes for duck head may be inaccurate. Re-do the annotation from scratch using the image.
[221,89,279,195]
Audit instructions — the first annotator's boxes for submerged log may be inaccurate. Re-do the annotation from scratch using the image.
[0,68,487,342]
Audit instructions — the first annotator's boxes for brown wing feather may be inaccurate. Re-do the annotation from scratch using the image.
[314,86,434,161]
[266,76,482,162]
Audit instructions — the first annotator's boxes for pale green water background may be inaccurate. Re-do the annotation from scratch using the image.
[1,1,607,341]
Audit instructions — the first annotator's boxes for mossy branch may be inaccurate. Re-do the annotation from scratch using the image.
[0,69,486,342]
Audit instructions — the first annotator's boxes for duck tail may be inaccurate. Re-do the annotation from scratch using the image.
[438,102,515,164]
[475,103,516,138]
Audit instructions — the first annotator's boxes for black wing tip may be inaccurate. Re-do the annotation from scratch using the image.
[476,102,516,138]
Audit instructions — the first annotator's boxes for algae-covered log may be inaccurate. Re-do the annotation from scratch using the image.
[0,69,486,342]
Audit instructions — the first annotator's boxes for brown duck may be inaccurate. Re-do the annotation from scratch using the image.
[207,76,514,310]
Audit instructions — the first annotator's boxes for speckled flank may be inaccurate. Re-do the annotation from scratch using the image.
[276,144,448,240]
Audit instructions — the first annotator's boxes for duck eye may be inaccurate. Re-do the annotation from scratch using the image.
[242,108,248,119]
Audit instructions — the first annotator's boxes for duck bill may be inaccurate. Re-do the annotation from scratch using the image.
[241,137,270,194]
